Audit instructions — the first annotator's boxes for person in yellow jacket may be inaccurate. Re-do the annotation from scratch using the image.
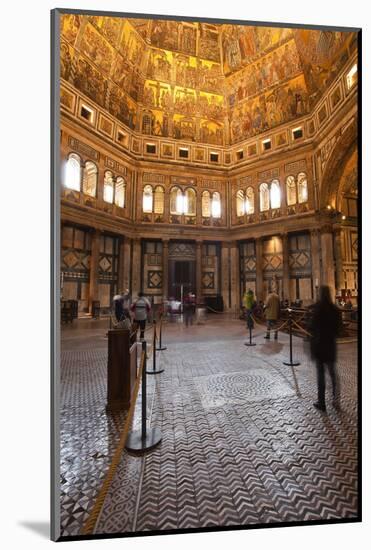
[243,289,256,329]
[264,290,280,340]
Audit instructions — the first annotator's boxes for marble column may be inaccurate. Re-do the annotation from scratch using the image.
[255,237,264,302]
[122,237,131,294]
[281,232,290,301]
[230,241,240,310]
[162,239,169,301]
[89,229,100,314]
[196,240,202,303]
[221,242,231,310]
[320,224,336,299]
[333,227,345,294]
[310,228,321,301]
[131,238,142,297]
[117,237,125,293]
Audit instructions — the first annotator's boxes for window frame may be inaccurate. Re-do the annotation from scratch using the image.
[103,170,115,204]
[82,160,98,198]
[211,191,221,219]
[270,179,281,210]
[143,184,154,213]
[259,182,270,212]
[115,176,126,208]
[65,152,82,192]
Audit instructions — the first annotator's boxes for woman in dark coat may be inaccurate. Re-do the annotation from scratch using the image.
[310,286,342,412]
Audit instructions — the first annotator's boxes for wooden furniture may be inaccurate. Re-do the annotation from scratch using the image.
[61,300,74,324]
[106,329,138,412]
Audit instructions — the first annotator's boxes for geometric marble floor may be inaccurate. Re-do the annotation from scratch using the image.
[60,315,359,538]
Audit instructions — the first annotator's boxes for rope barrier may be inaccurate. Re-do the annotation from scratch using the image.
[292,319,312,337]
[80,348,146,535]
[250,313,289,332]
[205,305,224,314]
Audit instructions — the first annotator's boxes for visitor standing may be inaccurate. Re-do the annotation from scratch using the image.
[264,290,280,340]
[112,293,131,330]
[243,288,256,329]
[131,292,151,339]
[309,285,342,412]
[183,292,196,327]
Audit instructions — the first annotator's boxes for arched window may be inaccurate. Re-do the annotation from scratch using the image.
[65,153,81,191]
[270,179,281,209]
[185,188,196,216]
[115,177,125,208]
[211,192,221,218]
[143,184,153,213]
[245,187,254,215]
[202,191,211,217]
[154,185,164,214]
[259,183,269,211]
[286,175,297,206]
[170,186,183,215]
[297,172,308,203]
[236,190,245,217]
[103,171,114,203]
[82,161,97,197]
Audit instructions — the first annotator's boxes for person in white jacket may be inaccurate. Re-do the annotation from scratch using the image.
[131,292,151,339]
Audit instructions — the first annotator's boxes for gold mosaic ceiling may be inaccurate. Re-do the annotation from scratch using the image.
[60,14,356,146]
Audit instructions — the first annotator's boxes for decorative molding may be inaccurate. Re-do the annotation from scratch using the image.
[67,137,99,161]
[284,159,307,174]
[258,168,279,181]
[104,156,128,175]
[143,172,165,183]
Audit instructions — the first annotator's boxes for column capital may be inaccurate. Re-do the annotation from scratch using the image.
[320,223,334,235]
[310,227,320,237]
[280,231,289,241]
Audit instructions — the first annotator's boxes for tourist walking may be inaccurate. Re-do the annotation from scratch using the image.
[183,292,196,327]
[131,292,151,339]
[310,285,342,412]
[264,290,280,340]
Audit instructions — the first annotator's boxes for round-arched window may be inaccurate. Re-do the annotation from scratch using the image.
[259,183,269,212]
[286,175,296,206]
[245,187,254,215]
[65,153,81,191]
[297,172,308,203]
[170,186,183,215]
[143,184,153,213]
[211,192,221,218]
[236,189,245,217]
[103,171,114,203]
[185,188,196,216]
[270,179,281,209]
[202,191,211,218]
[115,177,125,208]
[82,161,97,197]
[154,186,164,214]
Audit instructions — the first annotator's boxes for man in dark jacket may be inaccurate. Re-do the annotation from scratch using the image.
[310,285,342,412]
[264,290,280,340]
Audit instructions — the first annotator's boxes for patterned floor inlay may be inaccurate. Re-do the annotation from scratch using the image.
[61,318,358,537]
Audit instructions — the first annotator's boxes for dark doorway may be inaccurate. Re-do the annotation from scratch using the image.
[169,260,195,300]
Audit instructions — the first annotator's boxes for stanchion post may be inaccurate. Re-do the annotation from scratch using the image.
[156,314,167,351]
[147,320,164,375]
[125,340,162,452]
[141,341,147,440]
[244,311,256,347]
[283,309,300,366]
